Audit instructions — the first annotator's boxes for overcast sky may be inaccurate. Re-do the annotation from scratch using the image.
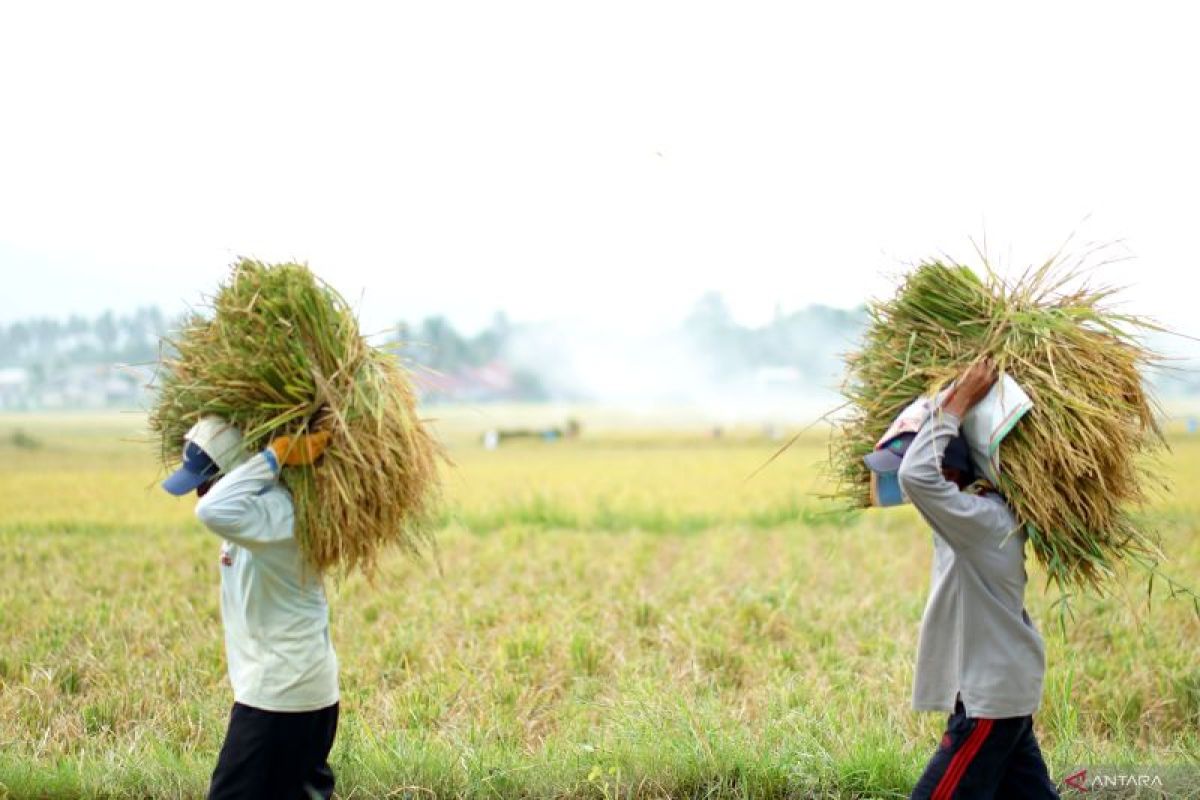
[1,1,1197,337]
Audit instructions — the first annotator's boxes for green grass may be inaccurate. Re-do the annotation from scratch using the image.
[1,413,1199,798]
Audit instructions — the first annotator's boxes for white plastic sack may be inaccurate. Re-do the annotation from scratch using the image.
[960,373,1032,484]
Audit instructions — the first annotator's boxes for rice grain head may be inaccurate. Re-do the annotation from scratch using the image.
[150,259,443,576]
[833,257,1168,592]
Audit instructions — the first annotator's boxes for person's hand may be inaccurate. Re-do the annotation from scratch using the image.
[943,357,998,418]
[268,431,332,467]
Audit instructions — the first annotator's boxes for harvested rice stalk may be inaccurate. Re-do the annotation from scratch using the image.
[150,259,442,576]
[833,257,1169,592]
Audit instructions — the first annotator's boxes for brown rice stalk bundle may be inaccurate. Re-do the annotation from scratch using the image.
[150,258,442,576]
[833,258,1169,592]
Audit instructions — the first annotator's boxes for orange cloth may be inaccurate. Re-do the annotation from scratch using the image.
[268,431,331,466]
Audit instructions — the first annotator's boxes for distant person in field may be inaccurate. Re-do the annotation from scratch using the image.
[161,416,339,800]
[868,360,1058,799]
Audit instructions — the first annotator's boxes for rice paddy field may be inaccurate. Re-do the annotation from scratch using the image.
[2,409,1199,799]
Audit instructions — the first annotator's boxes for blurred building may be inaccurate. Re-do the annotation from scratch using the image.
[0,364,151,410]
[0,368,31,410]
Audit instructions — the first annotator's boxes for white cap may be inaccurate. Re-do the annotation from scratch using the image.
[184,416,249,474]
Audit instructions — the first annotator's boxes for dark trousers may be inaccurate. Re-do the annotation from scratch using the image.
[208,701,338,800]
[911,700,1058,799]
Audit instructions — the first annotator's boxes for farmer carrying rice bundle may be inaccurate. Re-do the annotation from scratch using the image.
[152,260,442,798]
[866,360,1058,798]
[836,257,1169,797]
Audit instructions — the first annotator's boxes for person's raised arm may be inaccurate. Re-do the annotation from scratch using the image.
[941,358,998,421]
[897,359,1000,550]
[195,451,291,547]
[194,431,330,548]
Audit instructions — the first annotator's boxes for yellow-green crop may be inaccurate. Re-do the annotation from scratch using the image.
[149,259,442,576]
[835,259,1167,593]
[1,412,1198,798]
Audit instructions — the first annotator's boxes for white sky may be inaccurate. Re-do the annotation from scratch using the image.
[1,1,1198,336]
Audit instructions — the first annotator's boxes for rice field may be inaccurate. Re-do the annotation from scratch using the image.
[1,411,1199,799]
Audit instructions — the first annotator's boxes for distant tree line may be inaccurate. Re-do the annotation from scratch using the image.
[0,300,869,374]
[0,309,517,373]
[683,292,867,381]
[391,313,548,401]
[392,313,512,373]
[0,298,876,407]
[0,307,167,375]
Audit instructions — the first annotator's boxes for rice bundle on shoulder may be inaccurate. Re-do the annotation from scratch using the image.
[150,258,442,576]
[834,258,1168,592]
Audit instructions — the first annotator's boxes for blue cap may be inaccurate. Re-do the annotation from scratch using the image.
[863,432,915,473]
[162,441,221,496]
[865,430,974,481]
[871,470,906,506]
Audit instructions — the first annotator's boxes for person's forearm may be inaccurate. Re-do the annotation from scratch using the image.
[195,452,279,537]
[942,358,997,418]
[898,411,962,496]
[942,388,970,418]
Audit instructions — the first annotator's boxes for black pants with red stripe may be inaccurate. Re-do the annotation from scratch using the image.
[911,700,1059,799]
[207,702,338,800]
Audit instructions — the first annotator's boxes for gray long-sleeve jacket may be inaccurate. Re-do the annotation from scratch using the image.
[897,409,1045,719]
